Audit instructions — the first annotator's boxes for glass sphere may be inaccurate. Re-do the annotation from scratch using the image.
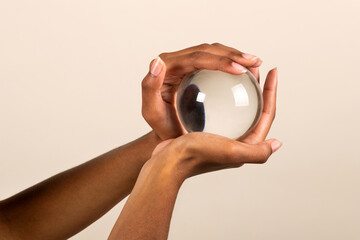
[176,69,263,139]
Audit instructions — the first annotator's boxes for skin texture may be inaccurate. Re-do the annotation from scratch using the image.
[0,131,162,240]
[108,45,281,239]
[0,43,280,240]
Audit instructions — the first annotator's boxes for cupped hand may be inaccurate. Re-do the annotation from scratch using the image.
[150,68,281,179]
[141,43,262,140]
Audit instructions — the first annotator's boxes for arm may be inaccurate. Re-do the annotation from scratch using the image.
[108,142,183,240]
[109,68,282,240]
[0,131,161,240]
[108,134,281,240]
[0,43,261,239]
[107,44,263,239]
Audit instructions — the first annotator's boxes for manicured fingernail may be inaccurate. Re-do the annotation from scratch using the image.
[232,62,247,73]
[271,140,282,153]
[273,67,278,84]
[150,56,164,77]
[242,53,262,67]
[255,58,263,66]
[242,53,258,61]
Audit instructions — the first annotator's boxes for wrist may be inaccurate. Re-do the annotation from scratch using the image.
[140,157,184,192]
[146,130,162,146]
[149,135,198,184]
[130,131,162,161]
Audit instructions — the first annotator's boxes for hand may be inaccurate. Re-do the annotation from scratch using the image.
[108,69,279,239]
[150,68,281,180]
[141,43,263,140]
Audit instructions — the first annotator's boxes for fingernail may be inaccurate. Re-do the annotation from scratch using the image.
[242,53,258,61]
[255,58,263,66]
[232,62,247,73]
[273,67,278,84]
[242,53,262,67]
[150,57,164,76]
[271,140,282,153]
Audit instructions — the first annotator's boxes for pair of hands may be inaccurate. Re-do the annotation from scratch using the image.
[108,44,281,239]
[141,43,281,180]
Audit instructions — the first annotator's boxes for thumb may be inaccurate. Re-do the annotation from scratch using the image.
[141,57,166,122]
[233,139,282,164]
[149,56,166,80]
[249,139,282,164]
[265,139,282,154]
[142,56,166,90]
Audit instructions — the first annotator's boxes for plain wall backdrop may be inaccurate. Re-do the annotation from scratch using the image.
[1,0,359,239]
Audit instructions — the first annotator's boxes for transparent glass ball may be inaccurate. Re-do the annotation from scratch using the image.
[176,69,263,139]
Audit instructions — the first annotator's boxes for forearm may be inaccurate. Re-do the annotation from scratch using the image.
[0,131,161,240]
[108,130,280,240]
[108,148,185,240]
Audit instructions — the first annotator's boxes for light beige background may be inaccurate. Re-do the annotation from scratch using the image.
[1,0,359,239]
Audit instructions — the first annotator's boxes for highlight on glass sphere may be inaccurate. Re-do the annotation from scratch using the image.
[176,69,263,139]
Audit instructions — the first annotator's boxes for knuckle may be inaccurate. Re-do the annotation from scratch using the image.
[189,51,205,61]
[197,43,211,51]
[211,42,222,47]
[258,158,268,164]
[141,108,150,119]
[141,108,147,118]
[142,109,157,123]
[141,109,150,122]
[257,146,272,164]
[158,52,169,60]
[218,56,232,69]
[269,106,276,121]
[141,78,151,89]
[272,110,276,120]
[229,51,242,59]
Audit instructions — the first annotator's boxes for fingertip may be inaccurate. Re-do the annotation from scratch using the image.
[143,57,166,90]
[252,58,263,68]
[150,56,165,77]
[264,67,278,89]
[231,62,247,73]
[267,139,282,153]
[271,67,278,79]
[242,53,257,60]
[274,67,278,84]
[242,53,262,66]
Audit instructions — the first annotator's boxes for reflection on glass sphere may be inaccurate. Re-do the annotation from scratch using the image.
[176,69,263,139]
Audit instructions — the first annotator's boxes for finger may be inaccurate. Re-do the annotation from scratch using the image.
[141,57,167,126]
[164,51,249,77]
[211,43,263,67]
[248,67,260,83]
[160,43,261,68]
[243,68,278,142]
[230,139,282,164]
